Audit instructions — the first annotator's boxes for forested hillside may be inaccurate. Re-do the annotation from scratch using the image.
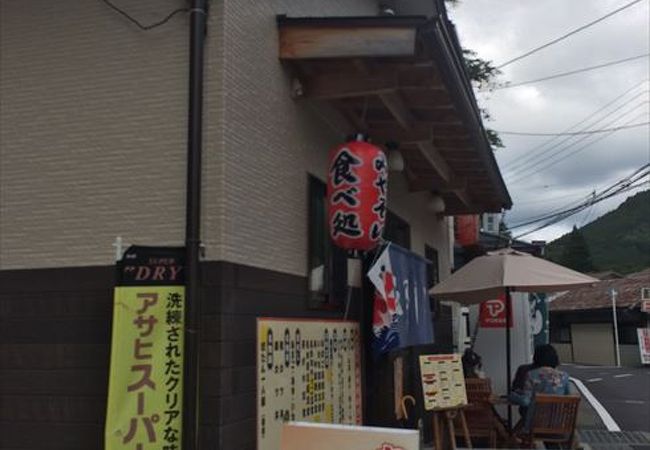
[546,190,650,274]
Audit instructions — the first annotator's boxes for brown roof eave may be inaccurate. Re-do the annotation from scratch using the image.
[421,6,512,210]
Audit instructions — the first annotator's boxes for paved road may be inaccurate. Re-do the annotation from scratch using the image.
[564,364,650,433]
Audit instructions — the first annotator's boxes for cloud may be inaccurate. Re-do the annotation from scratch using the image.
[448,0,650,242]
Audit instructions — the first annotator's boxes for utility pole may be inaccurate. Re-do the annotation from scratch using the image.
[610,288,621,367]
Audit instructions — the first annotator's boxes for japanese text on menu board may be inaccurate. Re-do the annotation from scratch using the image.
[257,319,362,450]
[419,354,467,411]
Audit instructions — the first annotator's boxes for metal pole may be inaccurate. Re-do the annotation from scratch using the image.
[183,1,208,449]
[611,288,621,367]
[505,287,513,430]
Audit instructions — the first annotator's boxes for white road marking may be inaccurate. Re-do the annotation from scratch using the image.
[586,378,603,382]
[624,400,645,405]
[613,373,633,378]
[570,377,621,432]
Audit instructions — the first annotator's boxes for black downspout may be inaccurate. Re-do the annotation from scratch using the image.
[183,1,208,449]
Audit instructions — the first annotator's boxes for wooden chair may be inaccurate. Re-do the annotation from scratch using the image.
[465,378,493,403]
[455,378,502,448]
[521,394,580,449]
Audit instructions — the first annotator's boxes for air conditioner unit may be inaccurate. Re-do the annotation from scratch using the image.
[642,287,650,300]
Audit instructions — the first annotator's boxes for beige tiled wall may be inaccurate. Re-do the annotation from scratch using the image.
[1,0,452,279]
[0,0,224,269]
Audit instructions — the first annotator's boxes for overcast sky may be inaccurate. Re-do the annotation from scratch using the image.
[447,0,650,243]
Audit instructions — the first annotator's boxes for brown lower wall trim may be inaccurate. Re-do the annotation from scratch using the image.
[0,343,110,370]
[0,421,103,449]
[0,260,340,450]
[0,266,115,293]
[0,369,108,396]
[0,395,106,423]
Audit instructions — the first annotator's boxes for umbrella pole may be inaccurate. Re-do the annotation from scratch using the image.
[505,287,512,430]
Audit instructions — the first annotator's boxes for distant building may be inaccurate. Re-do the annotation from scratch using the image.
[549,269,650,366]
[480,212,501,234]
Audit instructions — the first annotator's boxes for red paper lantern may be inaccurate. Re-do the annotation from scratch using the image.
[455,215,479,247]
[327,140,387,251]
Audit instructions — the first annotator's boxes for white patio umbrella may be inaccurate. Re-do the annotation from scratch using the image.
[429,248,598,426]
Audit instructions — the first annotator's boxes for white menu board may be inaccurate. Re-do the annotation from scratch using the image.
[257,318,362,450]
[418,354,467,411]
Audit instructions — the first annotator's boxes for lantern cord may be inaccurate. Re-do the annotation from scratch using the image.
[343,286,354,320]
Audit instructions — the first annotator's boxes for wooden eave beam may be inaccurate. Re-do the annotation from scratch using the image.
[378,92,415,129]
[438,178,467,193]
[367,123,432,145]
[300,73,397,99]
[415,141,452,184]
[378,92,456,185]
[279,24,418,60]
[377,92,473,209]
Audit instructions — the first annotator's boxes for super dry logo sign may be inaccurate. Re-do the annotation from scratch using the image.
[105,246,185,450]
[479,295,512,328]
[120,247,185,284]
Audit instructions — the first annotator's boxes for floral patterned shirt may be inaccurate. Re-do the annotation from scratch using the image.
[509,366,571,430]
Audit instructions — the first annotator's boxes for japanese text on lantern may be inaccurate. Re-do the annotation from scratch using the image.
[327,141,387,251]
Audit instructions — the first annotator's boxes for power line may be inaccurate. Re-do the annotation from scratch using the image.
[493,53,650,90]
[501,80,649,171]
[496,0,648,69]
[513,190,598,206]
[504,98,649,179]
[496,121,649,136]
[100,0,189,30]
[513,182,648,239]
[510,164,650,229]
[512,180,647,238]
[504,97,649,176]
[509,164,650,234]
[507,108,649,184]
[503,95,649,175]
[510,190,597,228]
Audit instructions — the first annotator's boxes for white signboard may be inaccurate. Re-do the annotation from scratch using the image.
[281,422,419,450]
[257,318,362,450]
[419,354,467,411]
[638,328,650,365]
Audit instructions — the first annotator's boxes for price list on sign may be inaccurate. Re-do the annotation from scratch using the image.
[418,354,467,411]
[257,318,362,450]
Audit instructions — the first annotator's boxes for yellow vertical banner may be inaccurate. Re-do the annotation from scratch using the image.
[105,247,185,450]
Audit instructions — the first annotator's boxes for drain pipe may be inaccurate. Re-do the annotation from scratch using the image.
[183,1,208,449]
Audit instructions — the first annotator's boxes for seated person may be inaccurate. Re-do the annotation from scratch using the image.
[511,348,542,422]
[509,344,571,431]
[461,348,484,378]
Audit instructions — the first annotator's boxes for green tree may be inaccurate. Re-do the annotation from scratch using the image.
[443,1,504,149]
[559,226,596,273]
